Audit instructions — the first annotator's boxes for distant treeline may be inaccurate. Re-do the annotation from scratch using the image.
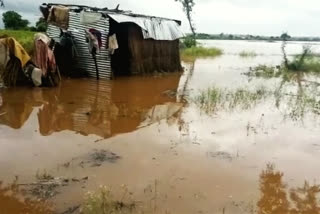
[194,33,320,42]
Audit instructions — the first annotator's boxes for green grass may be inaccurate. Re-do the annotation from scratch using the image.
[194,83,320,121]
[239,50,258,58]
[0,30,35,54]
[244,65,283,79]
[195,86,269,113]
[289,55,320,73]
[82,186,136,214]
[180,46,223,61]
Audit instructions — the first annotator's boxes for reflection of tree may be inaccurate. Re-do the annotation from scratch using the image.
[290,182,320,214]
[257,164,320,214]
[176,61,195,135]
[0,182,51,214]
[272,69,320,121]
[257,164,289,214]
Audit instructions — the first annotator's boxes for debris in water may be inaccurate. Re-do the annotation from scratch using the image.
[19,176,89,200]
[79,149,121,167]
[207,151,233,161]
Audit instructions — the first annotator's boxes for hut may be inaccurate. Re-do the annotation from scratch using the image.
[41,3,184,79]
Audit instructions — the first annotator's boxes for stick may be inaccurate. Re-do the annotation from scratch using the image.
[57,66,62,82]
[92,53,99,80]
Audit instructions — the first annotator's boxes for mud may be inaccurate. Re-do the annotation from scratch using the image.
[1,40,320,213]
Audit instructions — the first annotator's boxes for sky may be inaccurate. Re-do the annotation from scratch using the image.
[1,0,320,37]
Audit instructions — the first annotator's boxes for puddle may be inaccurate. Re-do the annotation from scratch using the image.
[1,40,320,213]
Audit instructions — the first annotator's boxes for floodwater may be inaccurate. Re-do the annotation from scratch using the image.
[1,40,320,214]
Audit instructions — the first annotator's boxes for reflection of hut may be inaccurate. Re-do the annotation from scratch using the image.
[41,3,184,79]
[0,74,182,138]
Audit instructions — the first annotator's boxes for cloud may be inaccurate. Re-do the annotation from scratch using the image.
[0,0,320,36]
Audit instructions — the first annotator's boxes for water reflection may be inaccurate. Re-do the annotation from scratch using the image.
[0,182,52,214]
[0,73,184,138]
[258,164,320,214]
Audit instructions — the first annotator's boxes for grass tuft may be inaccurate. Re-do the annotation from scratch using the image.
[180,46,223,61]
[195,86,269,113]
[239,51,258,58]
[81,185,136,214]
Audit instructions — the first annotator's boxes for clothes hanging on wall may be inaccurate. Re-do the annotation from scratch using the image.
[108,34,118,55]
[33,33,56,77]
[85,29,100,54]
[80,11,102,24]
[3,37,31,67]
[0,37,31,87]
[48,6,70,30]
[89,29,102,48]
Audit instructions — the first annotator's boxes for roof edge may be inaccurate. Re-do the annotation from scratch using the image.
[42,3,182,25]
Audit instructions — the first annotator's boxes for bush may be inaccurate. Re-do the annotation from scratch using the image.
[180,35,196,49]
[180,46,223,61]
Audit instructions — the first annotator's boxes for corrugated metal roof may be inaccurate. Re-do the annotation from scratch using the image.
[107,14,185,41]
[47,12,112,79]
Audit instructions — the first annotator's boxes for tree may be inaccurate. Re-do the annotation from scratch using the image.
[36,17,48,32]
[0,0,4,7]
[175,0,196,46]
[2,11,29,30]
[280,32,291,41]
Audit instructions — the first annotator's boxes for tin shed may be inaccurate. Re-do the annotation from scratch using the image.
[42,3,184,79]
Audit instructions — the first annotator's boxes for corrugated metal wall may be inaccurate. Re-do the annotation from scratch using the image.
[47,12,112,79]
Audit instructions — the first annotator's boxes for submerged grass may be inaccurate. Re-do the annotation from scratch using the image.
[180,46,223,61]
[245,65,283,79]
[81,186,136,214]
[196,86,269,113]
[245,56,320,80]
[239,51,258,58]
[0,30,35,54]
[194,83,320,121]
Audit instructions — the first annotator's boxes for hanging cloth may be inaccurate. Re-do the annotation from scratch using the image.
[89,29,102,48]
[33,33,56,77]
[85,29,100,54]
[108,34,118,55]
[48,6,70,30]
[2,37,31,67]
[80,11,102,24]
[85,30,100,80]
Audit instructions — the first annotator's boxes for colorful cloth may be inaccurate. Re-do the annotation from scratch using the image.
[0,37,31,67]
[89,29,102,48]
[33,33,56,76]
[85,29,100,55]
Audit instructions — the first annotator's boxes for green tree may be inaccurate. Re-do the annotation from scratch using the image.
[36,17,48,32]
[2,11,29,30]
[280,32,291,41]
[0,0,4,7]
[175,0,196,46]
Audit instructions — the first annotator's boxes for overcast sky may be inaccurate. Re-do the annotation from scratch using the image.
[1,0,320,37]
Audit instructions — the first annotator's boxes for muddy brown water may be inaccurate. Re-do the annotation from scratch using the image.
[1,40,320,214]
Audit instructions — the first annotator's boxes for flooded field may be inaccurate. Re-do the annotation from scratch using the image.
[1,40,320,214]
